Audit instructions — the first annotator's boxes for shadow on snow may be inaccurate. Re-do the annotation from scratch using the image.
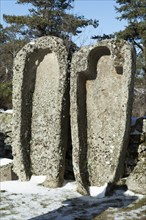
[29,187,138,220]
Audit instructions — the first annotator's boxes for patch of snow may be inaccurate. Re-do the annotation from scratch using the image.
[29,41,35,45]
[63,180,77,191]
[124,190,144,199]
[5,109,13,114]
[89,183,107,198]
[0,109,5,113]
[0,109,13,114]
[0,158,13,166]
[0,178,145,220]
[30,175,46,184]
[0,180,50,195]
[0,177,79,196]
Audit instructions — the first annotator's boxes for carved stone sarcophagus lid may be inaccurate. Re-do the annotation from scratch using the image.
[70,40,135,194]
[13,36,69,187]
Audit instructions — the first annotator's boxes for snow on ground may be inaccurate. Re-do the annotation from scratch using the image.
[0,109,13,114]
[0,176,146,220]
[0,158,13,166]
[89,184,107,198]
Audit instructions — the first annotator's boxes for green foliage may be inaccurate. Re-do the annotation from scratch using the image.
[115,0,146,117]
[115,0,146,76]
[92,34,115,41]
[0,81,12,109]
[3,0,98,41]
[0,24,28,82]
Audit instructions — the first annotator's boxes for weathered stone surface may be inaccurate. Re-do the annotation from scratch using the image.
[13,36,69,187]
[132,88,146,117]
[126,118,146,194]
[0,113,12,158]
[0,113,12,134]
[70,40,135,194]
[0,162,18,181]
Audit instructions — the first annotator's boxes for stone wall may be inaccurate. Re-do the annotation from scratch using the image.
[0,112,12,158]
[126,117,146,194]
[132,88,146,117]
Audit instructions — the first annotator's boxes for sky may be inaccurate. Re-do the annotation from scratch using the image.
[0,0,128,46]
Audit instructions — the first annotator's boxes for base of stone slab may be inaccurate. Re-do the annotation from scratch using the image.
[77,186,89,196]
[42,178,64,188]
[127,183,146,195]
[126,164,146,195]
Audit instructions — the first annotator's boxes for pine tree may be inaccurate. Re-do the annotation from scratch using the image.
[3,0,98,41]
[0,24,28,82]
[115,0,146,76]
[115,0,146,116]
[0,24,28,109]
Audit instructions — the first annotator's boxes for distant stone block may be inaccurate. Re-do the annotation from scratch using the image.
[126,117,146,195]
[0,162,18,182]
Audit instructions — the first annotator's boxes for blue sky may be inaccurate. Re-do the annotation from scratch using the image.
[0,0,127,45]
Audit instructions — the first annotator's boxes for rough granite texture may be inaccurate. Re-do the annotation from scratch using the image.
[12,38,136,194]
[126,119,146,194]
[0,162,18,181]
[12,36,69,187]
[0,113,12,158]
[0,113,12,134]
[70,40,136,194]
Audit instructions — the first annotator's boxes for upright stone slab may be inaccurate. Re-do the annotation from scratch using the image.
[70,40,135,194]
[13,36,69,187]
